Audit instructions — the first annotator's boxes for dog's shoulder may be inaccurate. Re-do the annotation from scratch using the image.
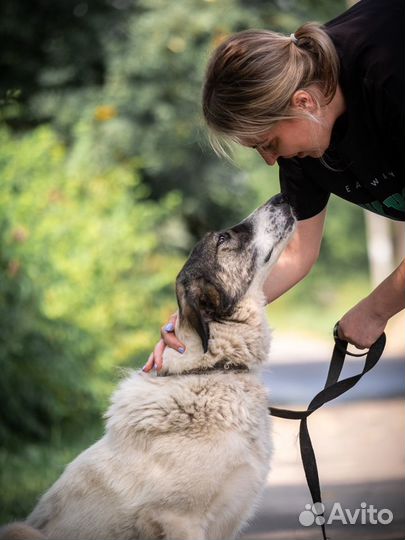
[105,371,269,439]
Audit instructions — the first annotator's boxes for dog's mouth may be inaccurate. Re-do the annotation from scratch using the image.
[264,248,273,264]
[281,204,297,232]
[263,208,296,264]
[286,212,296,229]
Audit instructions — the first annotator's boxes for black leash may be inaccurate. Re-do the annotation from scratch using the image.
[269,322,386,540]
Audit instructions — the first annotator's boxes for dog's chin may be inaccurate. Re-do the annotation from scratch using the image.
[262,221,296,267]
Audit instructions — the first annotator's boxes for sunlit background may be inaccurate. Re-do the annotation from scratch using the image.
[0,0,403,536]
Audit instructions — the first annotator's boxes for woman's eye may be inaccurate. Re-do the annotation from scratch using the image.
[264,141,275,152]
[259,139,276,153]
[217,232,230,246]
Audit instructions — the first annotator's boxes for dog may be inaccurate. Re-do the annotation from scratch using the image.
[0,193,295,540]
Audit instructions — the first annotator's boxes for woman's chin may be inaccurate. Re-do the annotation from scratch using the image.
[309,149,325,158]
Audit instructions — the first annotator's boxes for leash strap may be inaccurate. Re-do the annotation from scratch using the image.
[269,325,386,540]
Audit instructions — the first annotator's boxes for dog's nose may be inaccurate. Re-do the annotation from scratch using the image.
[270,193,289,206]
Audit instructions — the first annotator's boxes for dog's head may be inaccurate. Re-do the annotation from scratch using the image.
[176,194,296,353]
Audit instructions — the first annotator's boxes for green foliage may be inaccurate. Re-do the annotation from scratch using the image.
[33,0,267,239]
[0,232,97,448]
[0,126,183,450]
[0,424,103,522]
[1,0,347,240]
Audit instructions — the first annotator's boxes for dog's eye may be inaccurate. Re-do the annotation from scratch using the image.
[217,232,231,246]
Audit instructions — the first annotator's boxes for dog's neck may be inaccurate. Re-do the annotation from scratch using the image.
[160,292,271,376]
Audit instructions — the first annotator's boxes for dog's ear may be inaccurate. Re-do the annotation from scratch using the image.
[176,279,220,353]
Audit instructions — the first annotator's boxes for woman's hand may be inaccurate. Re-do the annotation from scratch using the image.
[337,296,388,349]
[338,259,405,349]
[142,313,186,372]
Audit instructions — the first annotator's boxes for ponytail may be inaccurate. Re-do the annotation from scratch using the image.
[294,22,339,101]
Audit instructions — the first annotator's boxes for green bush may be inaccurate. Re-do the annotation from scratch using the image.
[0,126,183,449]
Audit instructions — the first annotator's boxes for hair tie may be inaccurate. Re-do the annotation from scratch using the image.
[290,33,298,44]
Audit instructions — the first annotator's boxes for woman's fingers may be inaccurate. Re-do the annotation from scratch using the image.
[143,313,185,373]
[142,352,155,373]
[142,340,165,372]
[152,339,166,370]
[160,313,185,354]
[160,312,177,338]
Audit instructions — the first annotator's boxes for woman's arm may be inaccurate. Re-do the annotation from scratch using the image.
[263,208,327,303]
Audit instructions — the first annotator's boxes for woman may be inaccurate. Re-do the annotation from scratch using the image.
[144,0,404,371]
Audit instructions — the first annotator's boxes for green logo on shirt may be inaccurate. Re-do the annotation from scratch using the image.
[360,190,405,219]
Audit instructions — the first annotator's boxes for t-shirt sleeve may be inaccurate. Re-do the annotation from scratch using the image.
[278,157,330,220]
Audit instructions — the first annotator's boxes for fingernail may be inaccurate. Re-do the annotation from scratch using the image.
[164,322,174,332]
[178,347,185,354]
[142,366,147,372]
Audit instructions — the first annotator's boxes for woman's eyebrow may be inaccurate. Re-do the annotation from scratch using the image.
[253,139,274,150]
[250,139,266,149]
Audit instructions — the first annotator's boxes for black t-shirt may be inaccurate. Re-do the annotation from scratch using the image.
[279,0,405,221]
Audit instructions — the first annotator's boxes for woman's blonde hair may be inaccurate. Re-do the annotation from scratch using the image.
[202,23,340,156]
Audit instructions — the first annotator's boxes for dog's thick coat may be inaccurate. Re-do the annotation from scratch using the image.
[1,195,295,540]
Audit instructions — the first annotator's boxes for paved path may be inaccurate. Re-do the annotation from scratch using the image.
[242,479,405,540]
[262,356,404,405]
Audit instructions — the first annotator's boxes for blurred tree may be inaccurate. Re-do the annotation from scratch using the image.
[0,0,123,128]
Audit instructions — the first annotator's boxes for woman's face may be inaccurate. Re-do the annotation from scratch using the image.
[240,88,338,166]
[242,115,333,166]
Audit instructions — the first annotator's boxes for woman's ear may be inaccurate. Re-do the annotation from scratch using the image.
[291,89,318,112]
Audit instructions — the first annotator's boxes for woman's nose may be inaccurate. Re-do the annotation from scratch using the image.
[258,149,277,166]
